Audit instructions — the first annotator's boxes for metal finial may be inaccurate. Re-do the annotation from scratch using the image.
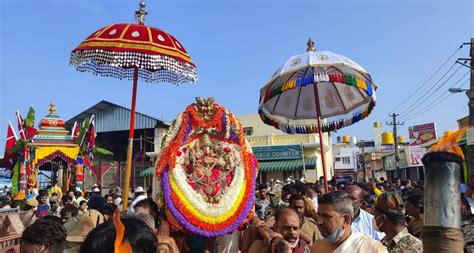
[48,101,57,115]
[306,38,316,52]
[135,1,148,25]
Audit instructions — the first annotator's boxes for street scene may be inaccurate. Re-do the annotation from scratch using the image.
[0,0,473,252]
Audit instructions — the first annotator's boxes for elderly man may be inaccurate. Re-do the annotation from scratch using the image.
[345,185,385,240]
[374,192,423,252]
[248,207,311,253]
[311,191,386,253]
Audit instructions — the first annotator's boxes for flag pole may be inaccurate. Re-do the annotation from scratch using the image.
[122,66,139,211]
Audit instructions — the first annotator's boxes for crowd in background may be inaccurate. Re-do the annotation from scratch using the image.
[247,176,474,253]
[0,175,473,253]
[0,184,179,253]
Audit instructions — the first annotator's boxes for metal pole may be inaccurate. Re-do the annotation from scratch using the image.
[313,84,329,193]
[122,66,139,211]
[360,140,367,182]
[301,143,306,179]
[392,113,401,178]
[467,38,474,178]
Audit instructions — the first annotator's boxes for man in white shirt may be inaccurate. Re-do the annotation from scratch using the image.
[311,191,387,253]
[346,185,385,240]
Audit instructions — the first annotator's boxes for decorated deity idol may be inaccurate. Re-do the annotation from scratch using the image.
[153,97,258,237]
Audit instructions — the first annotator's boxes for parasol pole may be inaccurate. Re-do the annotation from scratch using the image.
[122,1,148,212]
[307,38,329,193]
[314,84,329,193]
[122,66,139,211]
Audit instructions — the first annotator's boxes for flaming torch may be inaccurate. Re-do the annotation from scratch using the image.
[421,128,465,252]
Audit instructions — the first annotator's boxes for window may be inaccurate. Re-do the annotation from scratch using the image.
[335,157,341,162]
[342,157,351,164]
[243,127,254,136]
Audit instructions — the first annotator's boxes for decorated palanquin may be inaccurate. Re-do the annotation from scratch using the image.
[153,97,258,237]
[29,103,80,189]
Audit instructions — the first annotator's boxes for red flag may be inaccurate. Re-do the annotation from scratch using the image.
[90,164,112,181]
[71,121,80,139]
[86,115,96,149]
[16,111,26,141]
[24,126,37,139]
[3,121,18,171]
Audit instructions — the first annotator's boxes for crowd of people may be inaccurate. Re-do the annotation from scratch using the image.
[248,176,474,253]
[0,175,473,253]
[0,184,179,253]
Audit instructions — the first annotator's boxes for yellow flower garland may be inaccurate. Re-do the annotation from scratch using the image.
[168,169,247,224]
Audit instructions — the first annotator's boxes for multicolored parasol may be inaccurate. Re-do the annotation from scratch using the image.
[70,1,198,210]
[258,39,376,191]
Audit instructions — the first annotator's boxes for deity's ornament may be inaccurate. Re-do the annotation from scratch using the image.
[153,97,258,237]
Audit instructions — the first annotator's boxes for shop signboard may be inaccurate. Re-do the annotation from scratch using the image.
[405,146,426,167]
[252,145,302,160]
[408,123,437,146]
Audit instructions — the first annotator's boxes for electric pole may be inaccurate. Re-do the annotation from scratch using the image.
[387,113,404,179]
[468,38,474,178]
[458,39,474,179]
[358,140,367,182]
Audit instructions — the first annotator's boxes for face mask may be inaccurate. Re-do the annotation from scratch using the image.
[353,203,361,214]
[372,214,384,232]
[322,220,345,244]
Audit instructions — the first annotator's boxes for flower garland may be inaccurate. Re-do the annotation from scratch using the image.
[187,104,225,131]
[159,112,183,153]
[162,166,256,236]
[155,101,257,236]
[171,143,246,217]
[168,173,247,225]
[155,113,189,175]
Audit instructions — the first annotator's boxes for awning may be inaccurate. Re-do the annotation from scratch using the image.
[140,167,155,177]
[258,157,317,172]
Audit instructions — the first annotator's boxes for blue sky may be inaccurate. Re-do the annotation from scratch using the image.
[1,0,473,153]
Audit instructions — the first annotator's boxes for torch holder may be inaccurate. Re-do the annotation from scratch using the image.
[421,151,464,252]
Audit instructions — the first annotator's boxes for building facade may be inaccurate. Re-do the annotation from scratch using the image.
[332,144,358,178]
[66,100,169,190]
[237,114,332,183]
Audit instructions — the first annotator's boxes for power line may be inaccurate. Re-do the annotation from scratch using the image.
[400,70,470,120]
[389,45,464,113]
[403,78,470,122]
[398,63,463,117]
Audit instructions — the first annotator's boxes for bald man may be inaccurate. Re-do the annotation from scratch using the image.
[345,185,385,240]
[248,207,311,253]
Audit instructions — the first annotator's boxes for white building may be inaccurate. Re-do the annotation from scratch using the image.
[332,143,359,177]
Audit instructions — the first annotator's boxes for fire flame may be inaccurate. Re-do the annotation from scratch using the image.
[429,127,467,160]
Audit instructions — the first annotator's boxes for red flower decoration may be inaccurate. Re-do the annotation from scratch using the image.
[177,151,182,157]
[223,147,231,153]
[182,147,188,152]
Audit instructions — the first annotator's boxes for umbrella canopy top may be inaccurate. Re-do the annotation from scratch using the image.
[258,40,377,134]
[268,50,369,83]
[70,23,197,85]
